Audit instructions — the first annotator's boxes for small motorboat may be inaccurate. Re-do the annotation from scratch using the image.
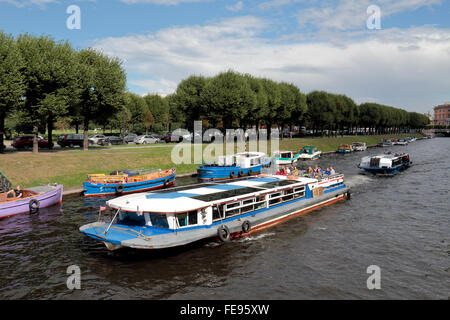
[297,146,322,160]
[272,150,300,165]
[197,152,271,181]
[358,152,411,175]
[0,182,63,219]
[380,139,394,147]
[407,136,417,142]
[83,168,176,197]
[351,142,367,151]
[396,138,408,145]
[337,144,352,153]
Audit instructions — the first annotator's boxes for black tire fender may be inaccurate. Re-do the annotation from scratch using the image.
[29,199,40,214]
[217,225,230,242]
[115,184,124,194]
[346,190,351,200]
[242,220,251,233]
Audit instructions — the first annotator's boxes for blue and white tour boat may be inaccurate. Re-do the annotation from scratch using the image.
[197,152,271,181]
[358,152,411,175]
[79,173,350,251]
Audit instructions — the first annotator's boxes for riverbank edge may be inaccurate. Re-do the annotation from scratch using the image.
[62,137,417,198]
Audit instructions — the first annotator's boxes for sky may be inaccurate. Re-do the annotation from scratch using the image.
[1,0,449,114]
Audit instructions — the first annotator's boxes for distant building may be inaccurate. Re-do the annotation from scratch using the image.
[424,112,433,125]
[433,102,450,126]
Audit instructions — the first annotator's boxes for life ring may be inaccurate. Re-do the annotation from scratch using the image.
[242,220,251,233]
[247,169,253,176]
[163,178,170,187]
[238,170,244,177]
[115,184,124,194]
[217,225,230,242]
[29,199,40,214]
[230,171,237,178]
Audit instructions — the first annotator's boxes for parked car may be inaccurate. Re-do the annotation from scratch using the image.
[98,136,124,146]
[11,135,54,149]
[134,135,158,144]
[88,134,106,145]
[123,133,137,144]
[57,134,84,147]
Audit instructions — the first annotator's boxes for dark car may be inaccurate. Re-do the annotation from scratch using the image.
[11,135,54,149]
[98,136,123,146]
[123,133,137,144]
[58,134,84,147]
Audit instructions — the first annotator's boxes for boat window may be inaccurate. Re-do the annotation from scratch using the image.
[188,210,198,225]
[243,198,254,205]
[227,201,240,209]
[149,213,169,228]
[212,206,223,221]
[118,212,146,226]
[176,213,188,227]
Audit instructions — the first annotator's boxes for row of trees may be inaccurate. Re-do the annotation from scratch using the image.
[1,32,430,153]
[0,31,126,152]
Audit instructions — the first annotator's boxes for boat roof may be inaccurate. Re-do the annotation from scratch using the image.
[106,175,316,213]
[363,153,408,160]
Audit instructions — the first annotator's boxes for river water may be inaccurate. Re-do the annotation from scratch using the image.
[0,138,448,300]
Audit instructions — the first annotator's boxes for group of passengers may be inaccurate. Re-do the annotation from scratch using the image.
[276,165,299,176]
[276,164,336,178]
[305,165,336,178]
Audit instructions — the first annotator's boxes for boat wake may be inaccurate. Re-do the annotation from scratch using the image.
[345,175,374,188]
[238,232,276,242]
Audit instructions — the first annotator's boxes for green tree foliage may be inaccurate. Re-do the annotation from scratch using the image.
[74,48,126,150]
[16,34,77,151]
[144,94,170,133]
[0,31,25,153]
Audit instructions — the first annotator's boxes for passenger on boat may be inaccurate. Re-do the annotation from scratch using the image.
[330,167,336,175]
[313,165,323,178]
[325,168,331,176]
[7,185,23,199]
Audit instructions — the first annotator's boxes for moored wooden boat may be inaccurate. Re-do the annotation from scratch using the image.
[83,168,176,197]
[337,144,352,153]
[0,184,63,219]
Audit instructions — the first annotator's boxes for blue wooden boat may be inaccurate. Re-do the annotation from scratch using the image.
[358,152,411,174]
[197,152,271,181]
[83,168,176,197]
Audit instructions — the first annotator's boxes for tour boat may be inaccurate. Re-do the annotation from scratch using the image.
[395,138,408,145]
[79,173,350,250]
[272,151,301,165]
[83,168,176,197]
[197,152,271,181]
[358,152,411,175]
[0,184,63,219]
[337,144,352,153]
[351,142,367,151]
[296,146,322,160]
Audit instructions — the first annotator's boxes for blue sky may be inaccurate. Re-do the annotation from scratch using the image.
[1,0,449,113]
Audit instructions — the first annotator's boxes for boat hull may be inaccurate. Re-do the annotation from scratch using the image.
[197,164,262,181]
[358,162,411,174]
[83,173,176,197]
[337,149,352,153]
[0,184,63,219]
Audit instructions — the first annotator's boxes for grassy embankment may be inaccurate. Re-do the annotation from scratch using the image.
[0,133,420,189]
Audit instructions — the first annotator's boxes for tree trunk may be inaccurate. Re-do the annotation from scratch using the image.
[0,113,5,154]
[47,118,54,150]
[83,118,89,151]
[33,125,39,154]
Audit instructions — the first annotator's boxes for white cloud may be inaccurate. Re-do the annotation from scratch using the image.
[0,0,57,7]
[92,16,450,112]
[120,0,210,5]
[296,0,443,31]
[226,1,243,12]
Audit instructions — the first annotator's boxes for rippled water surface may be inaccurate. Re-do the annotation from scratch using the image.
[0,138,449,299]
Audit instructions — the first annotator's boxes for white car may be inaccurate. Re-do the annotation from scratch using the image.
[134,135,158,144]
[88,134,106,145]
